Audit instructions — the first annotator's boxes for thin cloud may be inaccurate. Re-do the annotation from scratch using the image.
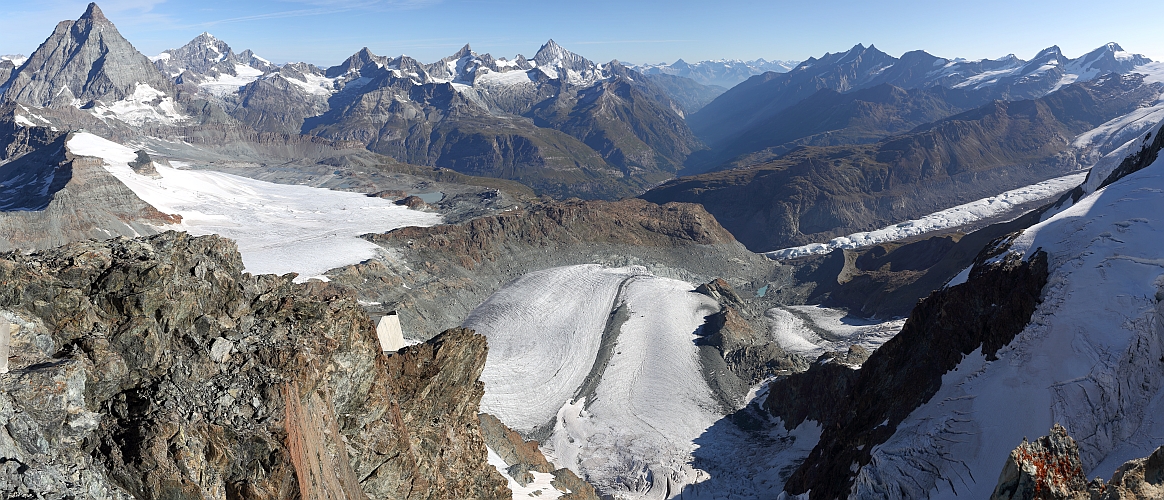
[188,8,348,28]
[568,39,700,45]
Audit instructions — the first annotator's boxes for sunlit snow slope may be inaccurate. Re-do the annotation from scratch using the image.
[466,265,725,498]
[852,127,1164,499]
[66,132,441,279]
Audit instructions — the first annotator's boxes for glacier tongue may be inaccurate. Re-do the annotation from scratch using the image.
[545,274,721,498]
[466,265,832,499]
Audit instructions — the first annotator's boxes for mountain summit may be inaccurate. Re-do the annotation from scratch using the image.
[1,2,172,107]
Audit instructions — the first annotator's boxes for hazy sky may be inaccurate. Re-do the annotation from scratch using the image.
[2,0,1162,67]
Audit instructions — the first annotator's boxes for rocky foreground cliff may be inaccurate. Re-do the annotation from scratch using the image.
[0,231,512,499]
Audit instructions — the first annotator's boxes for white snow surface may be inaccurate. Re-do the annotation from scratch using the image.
[765,305,905,358]
[486,446,562,499]
[467,265,826,499]
[467,265,641,434]
[65,132,441,279]
[90,83,186,126]
[199,64,266,96]
[767,172,1088,260]
[0,55,25,67]
[276,72,335,96]
[546,274,722,498]
[476,68,536,86]
[851,143,1164,499]
[1073,98,1164,152]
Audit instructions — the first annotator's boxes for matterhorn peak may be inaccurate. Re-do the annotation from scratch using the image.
[80,2,108,23]
[3,1,171,106]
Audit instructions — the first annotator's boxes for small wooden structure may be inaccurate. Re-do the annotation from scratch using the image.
[376,312,404,353]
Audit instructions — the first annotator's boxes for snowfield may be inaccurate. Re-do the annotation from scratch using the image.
[199,64,266,97]
[852,126,1164,499]
[466,265,860,499]
[466,265,643,434]
[766,305,905,357]
[767,172,1088,260]
[90,83,186,126]
[66,132,440,279]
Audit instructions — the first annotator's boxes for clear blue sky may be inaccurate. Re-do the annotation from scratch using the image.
[2,0,1162,67]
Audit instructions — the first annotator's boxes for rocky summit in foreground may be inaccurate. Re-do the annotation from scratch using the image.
[0,231,514,499]
[991,424,1164,500]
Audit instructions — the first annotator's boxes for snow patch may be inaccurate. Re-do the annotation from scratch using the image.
[486,446,562,499]
[90,83,186,126]
[766,305,905,357]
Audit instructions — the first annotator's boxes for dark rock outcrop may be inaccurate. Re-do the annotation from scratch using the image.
[766,241,1050,499]
[127,149,160,177]
[0,232,509,499]
[478,412,599,499]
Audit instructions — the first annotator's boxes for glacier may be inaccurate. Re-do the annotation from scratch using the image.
[66,132,441,280]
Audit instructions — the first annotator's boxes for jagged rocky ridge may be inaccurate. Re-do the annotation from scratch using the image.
[764,243,1050,499]
[688,42,1154,149]
[0,231,519,499]
[0,4,702,200]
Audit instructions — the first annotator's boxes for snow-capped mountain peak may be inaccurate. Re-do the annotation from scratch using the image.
[631,57,800,87]
[0,54,27,67]
[153,32,277,96]
[528,39,605,85]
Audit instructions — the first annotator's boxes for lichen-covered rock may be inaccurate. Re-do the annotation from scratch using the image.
[0,231,509,499]
[991,424,1089,500]
[991,426,1164,500]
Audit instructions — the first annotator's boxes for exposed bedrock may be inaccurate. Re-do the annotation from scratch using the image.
[765,238,1050,499]
[0,231,508,499]
[991,424,1164,500]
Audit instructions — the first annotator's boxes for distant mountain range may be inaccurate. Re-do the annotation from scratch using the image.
[642,41,1164,253]
[688,43,1157,154]
[631,58,800,88]
[0,6,705,199]
[3,3,1162,244]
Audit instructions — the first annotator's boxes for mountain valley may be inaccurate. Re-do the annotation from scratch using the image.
[1,3,1163,499]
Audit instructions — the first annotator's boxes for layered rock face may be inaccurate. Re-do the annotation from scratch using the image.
[2,3,173,107]
[0,232,508,499]
[0,123,174,251]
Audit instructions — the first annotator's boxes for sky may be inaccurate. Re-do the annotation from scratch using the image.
[1,0,1162,67]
